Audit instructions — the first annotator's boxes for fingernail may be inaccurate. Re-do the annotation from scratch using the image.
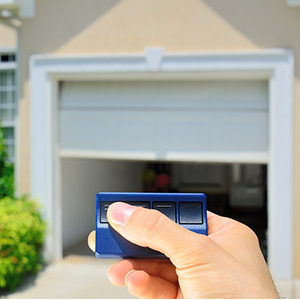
[124,270,136,287]
[108,202,138,226]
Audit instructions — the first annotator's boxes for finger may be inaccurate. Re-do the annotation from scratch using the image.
[127,259,178,284]
[108,259,177,286]
[125,270,178,299]
[207,210,218,221]
[107,202,215,268]
[108,259,134,286]
[206,211,231,236]
[87,230,95,252]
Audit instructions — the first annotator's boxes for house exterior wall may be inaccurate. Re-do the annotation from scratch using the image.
[0,22,16,48]
[18,0,300,278]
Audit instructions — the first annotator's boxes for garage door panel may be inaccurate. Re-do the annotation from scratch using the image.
[210,112,268,151]
[112,113,156,149]
[60,110,268,156]
[60,80,269,162]
[60,80,268,110]
[60,111,106,149]
[165,111,268,152]
[165,115,210,150]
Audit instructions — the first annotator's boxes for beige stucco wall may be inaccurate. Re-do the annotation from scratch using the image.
[0,21,16,48]
[18,0,300,277]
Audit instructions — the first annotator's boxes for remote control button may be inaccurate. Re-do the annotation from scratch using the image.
[153,202,176,222]
[179,202,203,224]
[125,201,150,209]
[100,201,150,223]
[100,201,114,223]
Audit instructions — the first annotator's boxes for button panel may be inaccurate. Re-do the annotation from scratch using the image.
[153,202,176,222]
[101,201,203,224]
[179,202,203,224]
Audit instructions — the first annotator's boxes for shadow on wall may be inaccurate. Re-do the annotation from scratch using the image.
[24,0,122,52]
[202,0,300,78]
[19,0,122,97]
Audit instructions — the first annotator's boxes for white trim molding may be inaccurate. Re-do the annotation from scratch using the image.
[30,48,294,281]
[60,150,269,164]
[0,46,16,53]
[0,62,16,70]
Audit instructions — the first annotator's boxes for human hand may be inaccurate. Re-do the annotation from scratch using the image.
[88,202,279,299]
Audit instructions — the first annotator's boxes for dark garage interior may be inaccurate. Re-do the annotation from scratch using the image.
[63,159,268,262]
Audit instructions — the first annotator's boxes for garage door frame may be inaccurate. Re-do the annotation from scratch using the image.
[30,48,294,280]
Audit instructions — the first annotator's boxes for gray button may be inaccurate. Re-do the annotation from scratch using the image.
[153,202,176,222]
[100,201,150,223]
[126,201,150,209]
[100,201,114,223]
[179,202,203,224]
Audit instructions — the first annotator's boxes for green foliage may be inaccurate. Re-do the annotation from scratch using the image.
[0,123,14,199]
[0,196,47,291]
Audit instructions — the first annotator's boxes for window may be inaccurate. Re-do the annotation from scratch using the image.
[2,127,15,162]
[0,53,16,162]
[0,53,16,62]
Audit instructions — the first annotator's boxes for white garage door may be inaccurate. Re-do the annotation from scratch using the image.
[59,80,268,163]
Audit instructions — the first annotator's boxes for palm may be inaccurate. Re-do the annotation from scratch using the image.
[102,210,278,298]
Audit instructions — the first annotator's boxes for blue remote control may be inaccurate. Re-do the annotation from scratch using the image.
[95,192,207,259]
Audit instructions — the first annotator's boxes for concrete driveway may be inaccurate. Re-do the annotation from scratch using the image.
[1,249,135,299]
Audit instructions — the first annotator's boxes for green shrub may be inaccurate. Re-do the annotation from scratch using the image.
[0,196,47,291]
[0,123,14,199]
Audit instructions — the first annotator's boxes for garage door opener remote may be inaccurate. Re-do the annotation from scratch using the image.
[95,192,207,259]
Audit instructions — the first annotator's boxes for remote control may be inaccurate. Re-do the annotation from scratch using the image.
[95,192,207,259]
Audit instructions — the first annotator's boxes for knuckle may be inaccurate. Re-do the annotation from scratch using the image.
[246,226,260,244]
[233,220,260,246]
[140,209,165,241]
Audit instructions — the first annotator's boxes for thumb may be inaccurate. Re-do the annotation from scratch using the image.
[107,202,212,268]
